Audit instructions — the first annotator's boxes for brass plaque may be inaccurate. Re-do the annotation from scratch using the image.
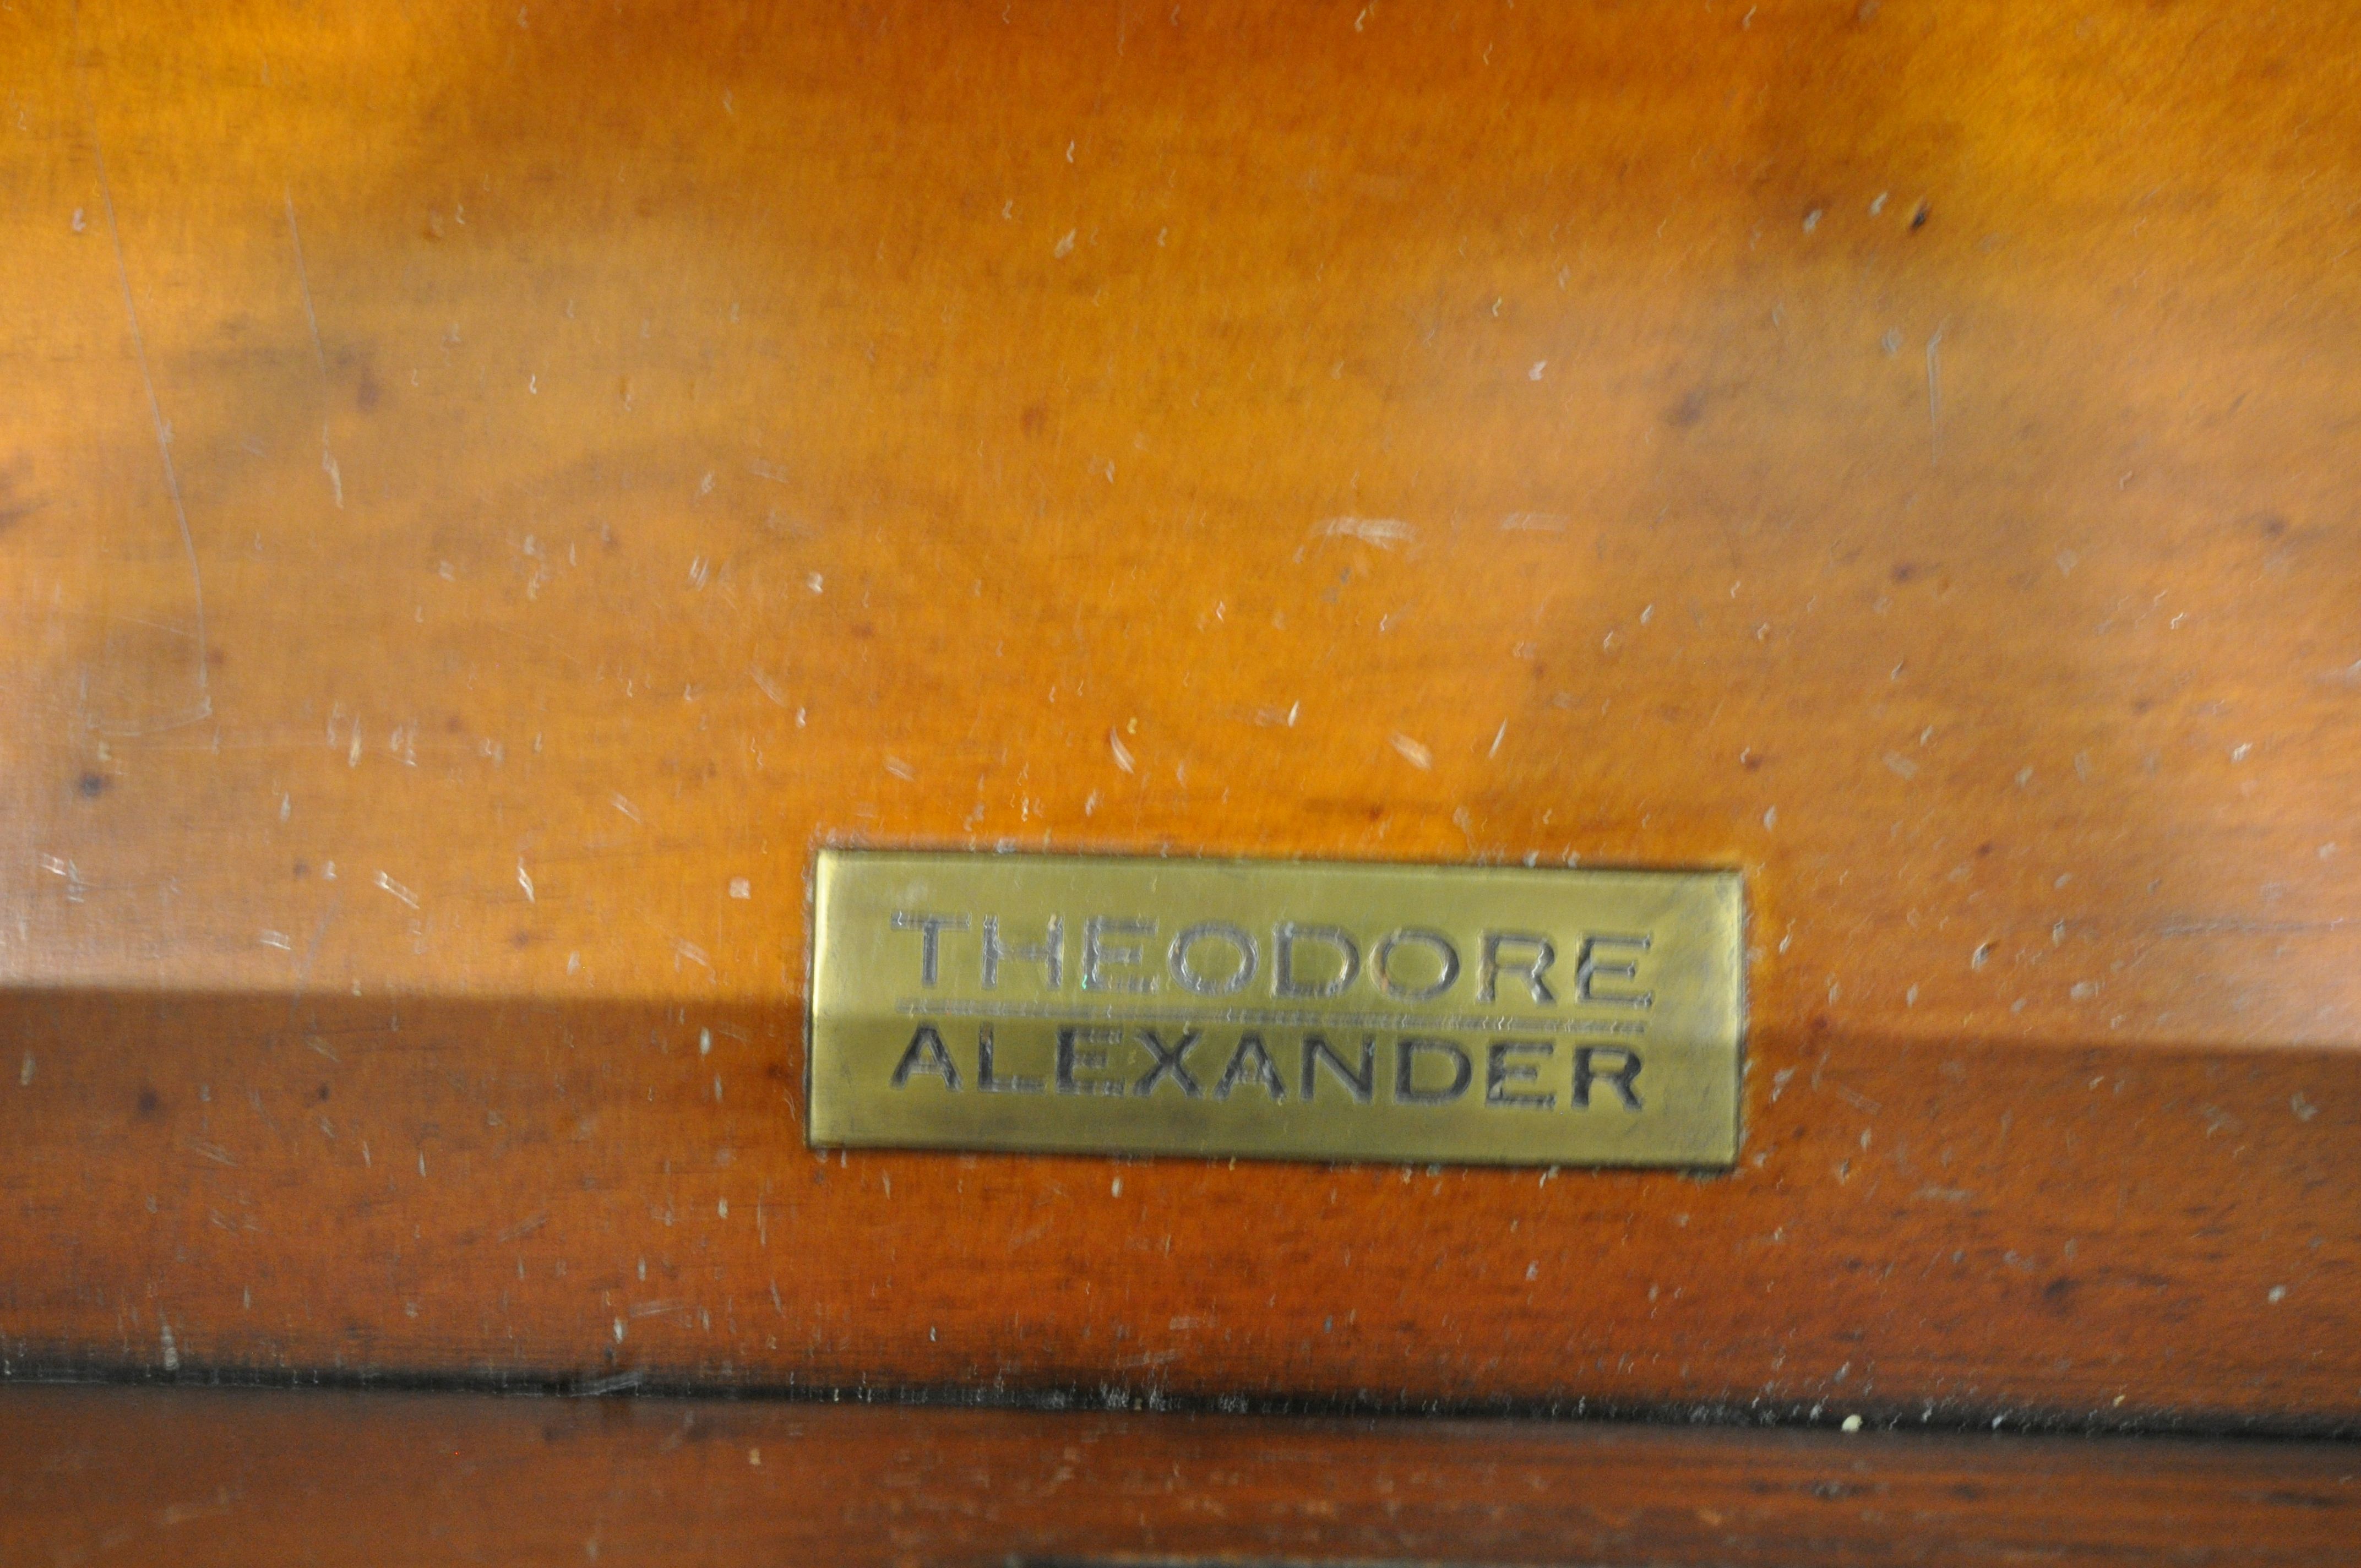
[807,851,1743,1168]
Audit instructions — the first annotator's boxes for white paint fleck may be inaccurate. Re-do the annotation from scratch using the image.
[1390,733,1433,770]
[374,871,419,909]
[728,878,752,900]
[1053,229,1076,258]
[160,1322,178,1371]
[2268,1286,2288,1304]
[1528,361,1547,380]
[1108,729,1136,774]
[517,859,535,902]
[259,930,293,951]
[1841,1414,1863,1433]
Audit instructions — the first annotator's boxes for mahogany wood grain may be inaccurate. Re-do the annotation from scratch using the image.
[4,989,2356,1430]
[3,1386,2353,1566]
[1,0,2357,1420]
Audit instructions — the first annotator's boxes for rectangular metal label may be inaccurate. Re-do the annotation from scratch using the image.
[807,851,1743,1168]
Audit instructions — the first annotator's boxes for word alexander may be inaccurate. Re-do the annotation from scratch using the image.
[889,1023,1646,1112]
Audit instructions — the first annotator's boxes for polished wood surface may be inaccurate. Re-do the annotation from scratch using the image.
[6,990,2355,1429]
[3,1,2357,1420]
[3,1386,2353,1566]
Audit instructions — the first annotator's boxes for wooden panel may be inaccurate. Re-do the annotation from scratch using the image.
[5,990,2356,1429]
[2,0,2357,1419]
[2,1386,2353,1566]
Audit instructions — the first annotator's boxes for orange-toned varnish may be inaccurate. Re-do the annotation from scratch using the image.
[0,0,2354,1427]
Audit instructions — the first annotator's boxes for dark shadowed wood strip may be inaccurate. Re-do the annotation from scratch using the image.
[2,1387,2354,1567]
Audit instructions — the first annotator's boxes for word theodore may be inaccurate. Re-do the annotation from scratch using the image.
[888,1023,1646,1111]
[884,911,1655,1008]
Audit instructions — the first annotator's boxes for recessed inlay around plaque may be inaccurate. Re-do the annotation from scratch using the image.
[807,851,1743,1168]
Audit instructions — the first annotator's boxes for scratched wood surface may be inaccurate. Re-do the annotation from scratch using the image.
[3,1387,2354,1567]
[1,0,2357,1423]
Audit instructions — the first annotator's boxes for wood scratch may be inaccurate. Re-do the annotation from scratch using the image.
[79,16,210,729]
[1926,323,1946,467]
[1318,515,1415,549]
[285,188,342,508]
[285,889,341,1028]
[496,1210,550,1242]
